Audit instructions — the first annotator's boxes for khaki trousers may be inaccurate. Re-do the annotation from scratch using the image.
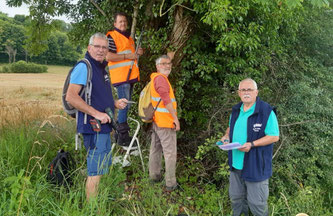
[149,122,177,187]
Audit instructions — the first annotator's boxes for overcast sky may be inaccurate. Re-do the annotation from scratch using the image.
[0,1,72,23]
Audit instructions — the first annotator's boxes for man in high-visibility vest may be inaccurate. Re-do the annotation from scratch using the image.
[106,12,143,146]
[149,55,180,192]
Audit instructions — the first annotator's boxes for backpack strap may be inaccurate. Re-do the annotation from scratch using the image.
[153,99,162,111]
[75,58,92,150]
[75,131,82,150]
[81,58,93,124]
[152,79,162,111]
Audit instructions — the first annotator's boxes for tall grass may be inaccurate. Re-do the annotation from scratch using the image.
[2,110,330,215]
[0,101,231,215]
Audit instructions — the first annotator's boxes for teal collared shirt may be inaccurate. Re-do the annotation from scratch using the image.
[229,103,279,170]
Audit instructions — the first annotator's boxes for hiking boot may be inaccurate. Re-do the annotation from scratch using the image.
[117,132,133,146]
[115,122,137,147]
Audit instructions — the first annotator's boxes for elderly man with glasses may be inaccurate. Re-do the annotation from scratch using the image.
[148,55,180,192]
[66,33,128,201]
[220,78,280,216]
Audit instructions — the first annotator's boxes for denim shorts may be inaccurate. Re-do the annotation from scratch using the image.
[83,133,112,176]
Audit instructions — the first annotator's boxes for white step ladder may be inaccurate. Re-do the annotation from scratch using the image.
[112,117,145,172]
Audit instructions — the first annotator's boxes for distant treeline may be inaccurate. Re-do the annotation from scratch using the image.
[0,12,82,66]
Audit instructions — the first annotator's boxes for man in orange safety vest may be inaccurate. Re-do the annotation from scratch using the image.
[106,12,143,146]
[149,55,180,192]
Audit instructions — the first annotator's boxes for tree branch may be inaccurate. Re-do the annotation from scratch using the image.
[273,128,285,159]
[273,120,314,159]
[280,120,314,127]
[159,0,196,17]
[131,0,140,39]
[89,0,111,26]
[206,107,228,136]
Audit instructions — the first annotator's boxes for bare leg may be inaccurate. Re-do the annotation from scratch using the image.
[86,175,101,201]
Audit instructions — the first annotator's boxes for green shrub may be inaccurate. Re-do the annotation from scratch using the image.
[2,61,47,73]
[1,65,10,73]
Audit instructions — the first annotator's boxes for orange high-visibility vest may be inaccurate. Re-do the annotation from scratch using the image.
[150,72,177,128]
[106,30,140,85]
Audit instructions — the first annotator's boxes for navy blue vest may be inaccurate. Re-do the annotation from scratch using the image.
[229,97,275,182]
[77,52,115,134]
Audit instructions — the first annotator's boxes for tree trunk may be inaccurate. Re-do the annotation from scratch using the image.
[5,45,13,63]
[13,49,17,63]
[168,6,193,66]
[131,0,140,39]
[144,0,157,29]
[25,49,28,62]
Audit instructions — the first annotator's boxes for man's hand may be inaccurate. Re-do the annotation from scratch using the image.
[126,48,144,60]
[220,128,230,144]
[93,112,111,124]
[137,47,144,55]
[221,134,230,145]
[126,53,139,60]
[115,98,128,109]
[173,118,180,131]
[167,51,175,60]
[239,142,251,152]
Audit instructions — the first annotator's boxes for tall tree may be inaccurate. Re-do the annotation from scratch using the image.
[0,13,26,63]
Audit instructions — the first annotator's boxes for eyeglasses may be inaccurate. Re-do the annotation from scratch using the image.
[158,62,172,66]
[238,88,257,92]
[91,44,108,50]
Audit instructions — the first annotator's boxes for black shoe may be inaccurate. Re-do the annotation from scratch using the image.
[115,122,137,147]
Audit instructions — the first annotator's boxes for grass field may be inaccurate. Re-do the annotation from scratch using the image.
[0,65,70,128]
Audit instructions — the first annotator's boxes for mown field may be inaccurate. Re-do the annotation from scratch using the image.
[0,65,332,215]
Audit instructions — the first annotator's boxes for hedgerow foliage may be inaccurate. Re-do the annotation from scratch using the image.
[1,60,47,73]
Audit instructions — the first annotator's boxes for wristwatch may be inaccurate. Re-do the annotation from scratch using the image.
[251,141,255,148]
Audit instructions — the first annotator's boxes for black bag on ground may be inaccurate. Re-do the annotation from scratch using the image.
[47,149,76,186]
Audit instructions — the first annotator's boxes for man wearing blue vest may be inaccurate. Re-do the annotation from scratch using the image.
[66,33,128,201]
[220,78,279,216]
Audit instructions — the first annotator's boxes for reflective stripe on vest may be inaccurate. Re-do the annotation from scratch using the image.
[152,97,176,103]
[108,61,138,70]
[118,49,132,55]
[150,72,177,128]
[106,31,140,85]
[156,107,169,113]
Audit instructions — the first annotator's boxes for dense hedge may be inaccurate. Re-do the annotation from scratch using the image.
[1,61,47,73]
